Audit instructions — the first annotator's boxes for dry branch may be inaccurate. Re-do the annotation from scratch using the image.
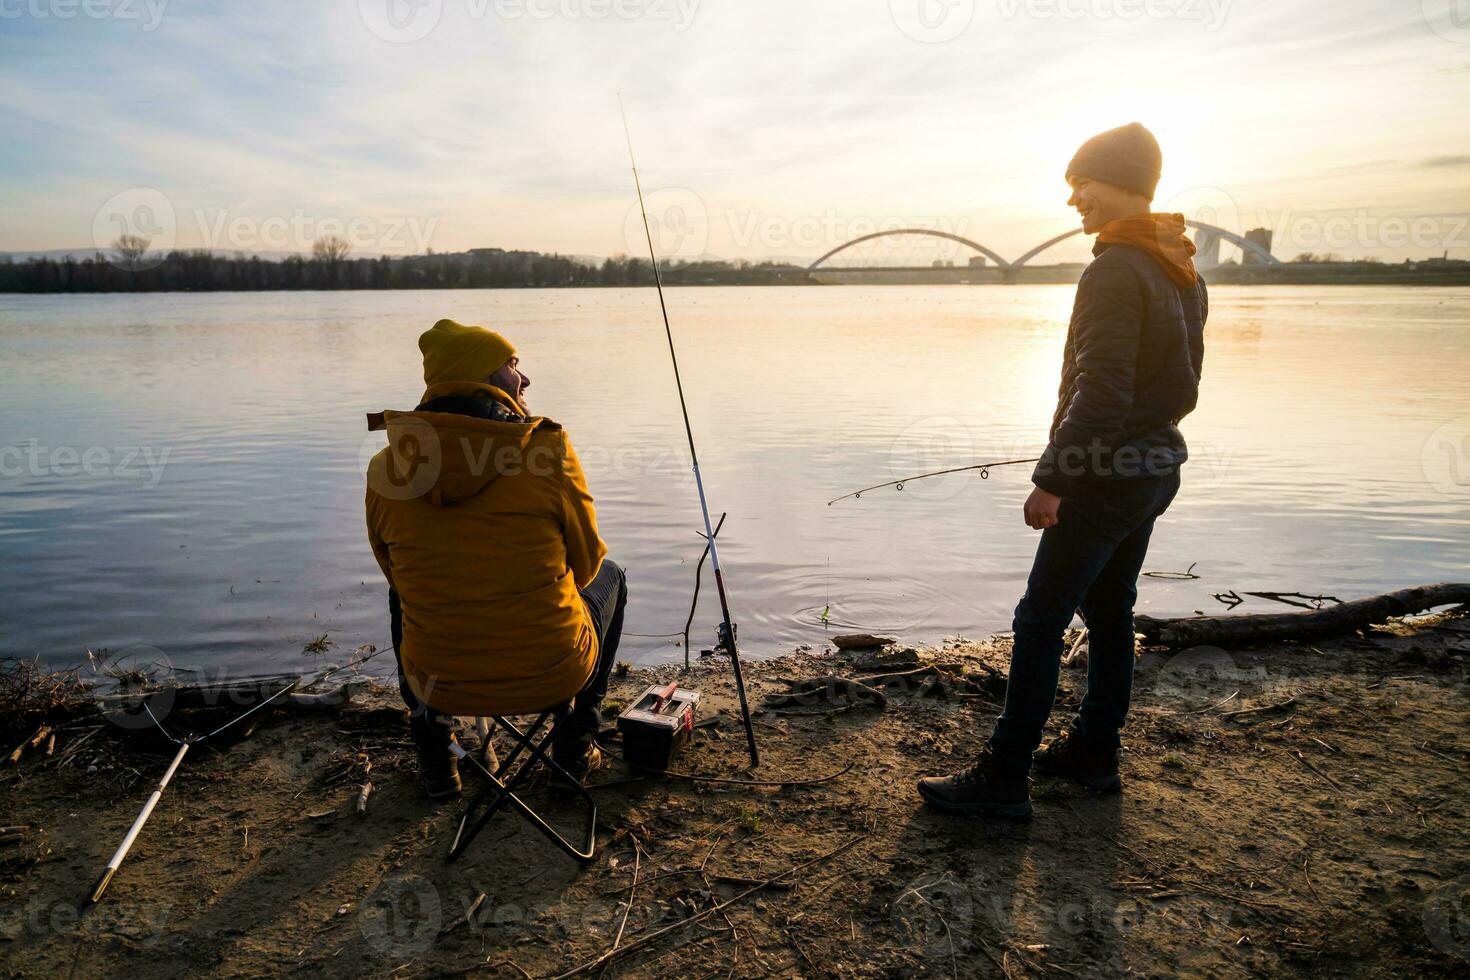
[1134,583,1470,649]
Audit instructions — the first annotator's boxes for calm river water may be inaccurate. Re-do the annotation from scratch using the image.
[2,285,1467,677]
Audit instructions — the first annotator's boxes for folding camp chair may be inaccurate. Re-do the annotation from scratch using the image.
[446,696,598,864]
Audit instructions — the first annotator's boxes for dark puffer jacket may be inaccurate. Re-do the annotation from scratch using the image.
[1031,240,1207,498]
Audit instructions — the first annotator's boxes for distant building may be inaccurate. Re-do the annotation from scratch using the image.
[968,255,987,268]
[1192,227,1221,269]
[1243,227,1273,266]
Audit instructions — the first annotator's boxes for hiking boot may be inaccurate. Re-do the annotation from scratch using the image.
[916,748,1032,820]
[418,743,462,801]
[550,744,604,797]
[1032,727,1121,793]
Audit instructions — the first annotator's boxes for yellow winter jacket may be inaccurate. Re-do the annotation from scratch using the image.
[364,382,607,716]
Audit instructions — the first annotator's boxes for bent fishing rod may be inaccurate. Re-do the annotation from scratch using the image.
[827,456,1041,506]
[619,95,759,768]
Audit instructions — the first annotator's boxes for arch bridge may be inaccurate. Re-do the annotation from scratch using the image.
[806,222,1277,281]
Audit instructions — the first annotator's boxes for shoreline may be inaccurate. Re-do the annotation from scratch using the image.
[3,609,1468,977]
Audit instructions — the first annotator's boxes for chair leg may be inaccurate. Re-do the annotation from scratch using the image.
[446,713,598,864]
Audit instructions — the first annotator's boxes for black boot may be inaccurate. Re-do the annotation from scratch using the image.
[1032,727,1121,793]
[549,743,604,798]
[916,748,1032,820]
[417,737,462,801]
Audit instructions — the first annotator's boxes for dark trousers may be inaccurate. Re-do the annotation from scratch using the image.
[392,559,629,761]
[987,474,1180,771]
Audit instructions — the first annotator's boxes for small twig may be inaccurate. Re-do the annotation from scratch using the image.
[610,835,643,953]
[440,892,487,936]
[1287,750,1343,791]
[1220,697,1296,720]
[1143,562,1199,580]
[1366,674,1424,689]
[1183,690,1239,715]
[552,834,867,978]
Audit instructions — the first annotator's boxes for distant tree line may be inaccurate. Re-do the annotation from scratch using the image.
[0,238,804,293]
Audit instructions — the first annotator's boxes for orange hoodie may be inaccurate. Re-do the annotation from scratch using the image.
[1096,212,1198,288]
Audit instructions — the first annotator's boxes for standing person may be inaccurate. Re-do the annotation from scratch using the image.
[365,319,627,800]
[918,123,1207,819]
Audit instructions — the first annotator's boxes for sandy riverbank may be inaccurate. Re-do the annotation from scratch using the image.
[3,609,1468,978]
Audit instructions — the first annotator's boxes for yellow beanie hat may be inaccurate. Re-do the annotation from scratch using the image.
[418,318,517,387]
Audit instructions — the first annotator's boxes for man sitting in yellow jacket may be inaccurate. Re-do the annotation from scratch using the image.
[366,319,627,800]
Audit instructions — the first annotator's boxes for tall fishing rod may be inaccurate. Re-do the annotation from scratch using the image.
[827,456,1041,506]
[619,95,759,769]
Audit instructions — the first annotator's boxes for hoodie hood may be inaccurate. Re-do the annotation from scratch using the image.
[1095,212,1198,288]
[366,382,557,506]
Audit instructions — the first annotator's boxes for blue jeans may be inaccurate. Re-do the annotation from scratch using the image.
[391,559,628,759]
[987,474,1181,771]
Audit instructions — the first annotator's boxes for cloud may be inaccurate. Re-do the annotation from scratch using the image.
[1423,155,1470,168]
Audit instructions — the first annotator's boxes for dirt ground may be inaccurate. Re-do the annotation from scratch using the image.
[3,609,1469,978]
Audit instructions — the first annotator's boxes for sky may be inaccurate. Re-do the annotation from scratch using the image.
[2,0,1468,265]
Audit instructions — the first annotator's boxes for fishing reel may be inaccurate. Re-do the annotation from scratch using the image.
[699,620,738,659]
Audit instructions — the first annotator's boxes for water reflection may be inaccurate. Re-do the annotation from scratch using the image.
[0,285,1466,675]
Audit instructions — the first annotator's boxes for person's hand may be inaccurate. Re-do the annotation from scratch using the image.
[1024,486,1061,530]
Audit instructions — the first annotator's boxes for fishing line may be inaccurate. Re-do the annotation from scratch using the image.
[827,456,1041,506]
[82,637,393,910]
[619,95,759,768]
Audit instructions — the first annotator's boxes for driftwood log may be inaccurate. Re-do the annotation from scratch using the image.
[1134,583,1470,649]
[830,633,896,651]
